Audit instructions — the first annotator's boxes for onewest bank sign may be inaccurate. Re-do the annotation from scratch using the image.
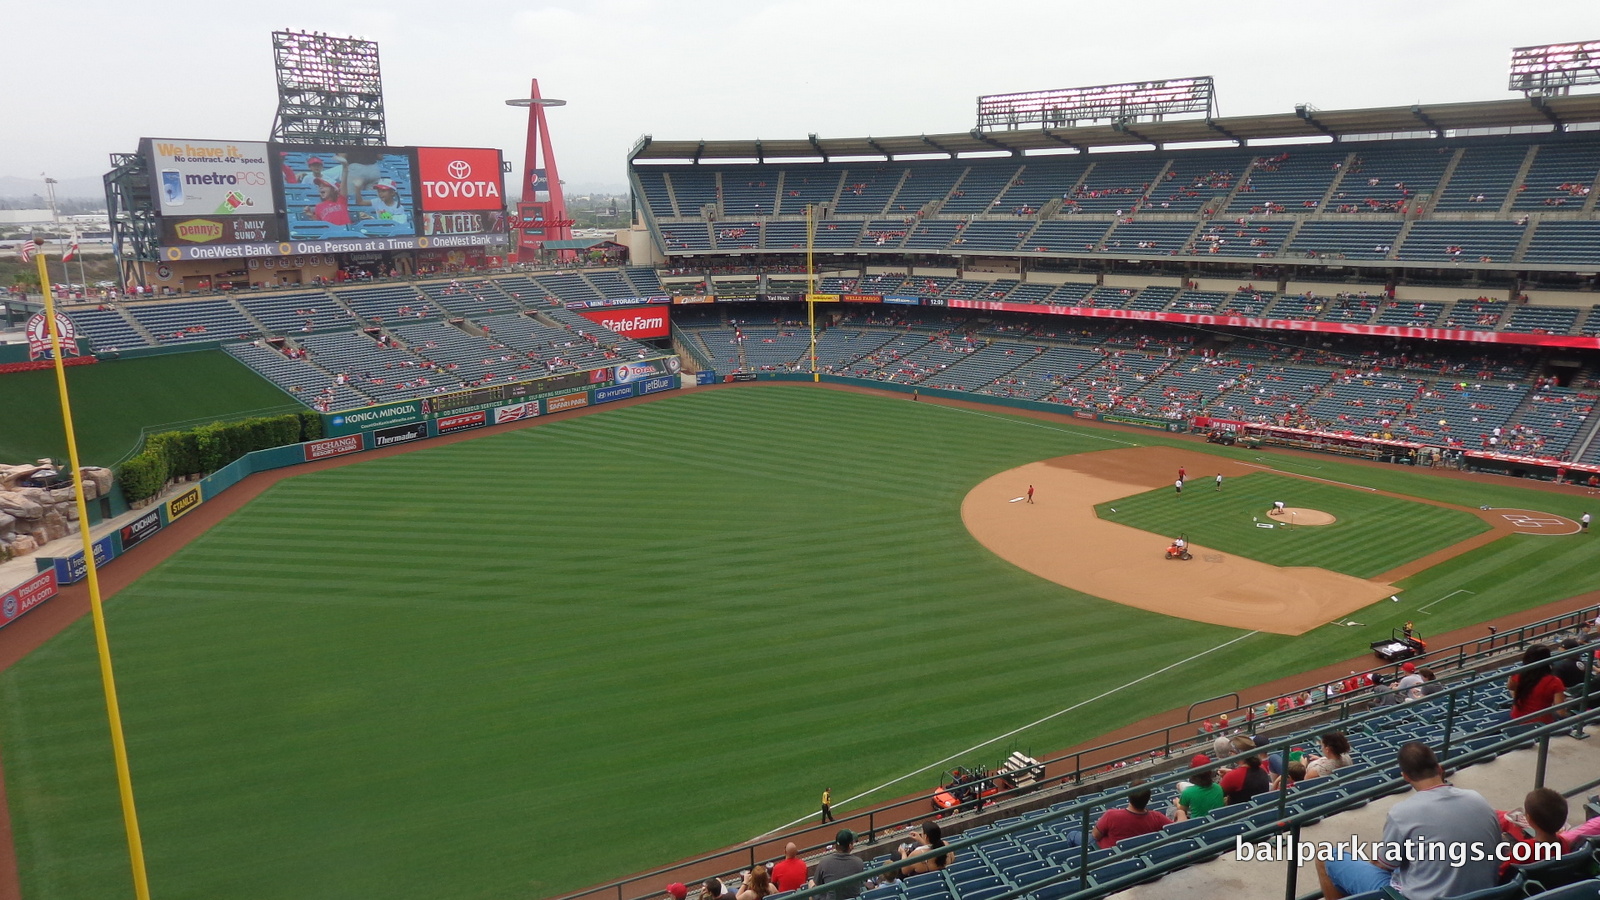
[944,300,1600,350]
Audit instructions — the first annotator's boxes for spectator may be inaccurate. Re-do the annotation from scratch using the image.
[1509,644,1567,724]
[810,830,864,900]
[736,866,775,900]
[897,821,953,875]
[1315,742,1501,900]
[1495,788,1574,882]
[1304,732,1354,780]
[1397,661,1425,693]
[1551,638,1586,690]
[667,884,688,900]
[1092,785,1172,847]
[1416,668,1445,697]
[1220,736,1271,804]
[770,843,808,894]
[701,879,735,900]
[1175,757,1224,821]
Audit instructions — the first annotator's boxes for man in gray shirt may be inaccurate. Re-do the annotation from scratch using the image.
[811,829,866,900]
[1316,742,1502,900]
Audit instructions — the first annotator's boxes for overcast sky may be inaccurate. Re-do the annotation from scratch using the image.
[4,0,1598,195]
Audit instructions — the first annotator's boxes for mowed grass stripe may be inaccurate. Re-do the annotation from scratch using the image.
[1095,472,1488,577]
[4,387,1600,900]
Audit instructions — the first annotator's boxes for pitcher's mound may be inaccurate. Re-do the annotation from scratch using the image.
[1271,508,1336,526]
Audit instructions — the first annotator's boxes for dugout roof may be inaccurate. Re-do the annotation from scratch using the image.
[630,94,1600,163]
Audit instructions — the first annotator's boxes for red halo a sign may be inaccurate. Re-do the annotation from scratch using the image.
[26,312,81,361]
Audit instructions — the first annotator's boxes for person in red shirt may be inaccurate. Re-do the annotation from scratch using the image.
[1509,644,1566,724]
[1495,788,1574,883]
[770,843,809,893]
[1092,786,1172,849]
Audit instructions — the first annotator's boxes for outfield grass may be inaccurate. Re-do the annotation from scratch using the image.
[3,387,1599,900]
[0,351,299,466]
[1094,472,1490,578]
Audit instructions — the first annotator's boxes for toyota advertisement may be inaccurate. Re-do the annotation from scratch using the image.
[577,306,671,341]
[416,147,507,236]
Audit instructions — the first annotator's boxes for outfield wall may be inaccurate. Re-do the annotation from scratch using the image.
[4,373,683,631]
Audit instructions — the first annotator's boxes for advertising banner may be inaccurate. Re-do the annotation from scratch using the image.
[594,383,635,404]
[672,295,715,305]
[577,306,671,340]
[435,411,487,434]
[162,232,497,262]
[639,375,676,395]
[52,535,117,585]
[944,299,1600,351]
[146,138,276,216]
[0,570,58,632]
[613,361,664,384]
[26,312,81,361]
[807,293,842,303]
[421,210,507,237]
[160,215,283,247]
[276,145,419,241]
[546,392,590,413]
[1100,413,1179,431]
[166,485,203,522]
[760,293,802,302]
[493,401,540,424]
[727,373,759,382]
[883,295,921,305]
[716,295,761,303]
[119,508,164,552]
[588,367,612,384]
[371,421,428,448]
[415,147,505,212]
[569,296,670,309]
[303,435,363,461]
[327,400,425,436]
[842,294,883,303]
[695,371,718,385]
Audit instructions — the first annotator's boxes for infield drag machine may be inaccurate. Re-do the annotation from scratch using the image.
[1164,533,1192,561]
[1370,625,1427,662]
[932,752,1046,814]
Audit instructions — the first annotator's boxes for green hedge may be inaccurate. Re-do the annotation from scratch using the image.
[118,412,323,503]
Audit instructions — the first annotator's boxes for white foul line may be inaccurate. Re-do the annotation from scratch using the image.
[927,403,1139,446]
[1419,589,1475,614]
[753,629,1261,838]
[1238,462,1378,493]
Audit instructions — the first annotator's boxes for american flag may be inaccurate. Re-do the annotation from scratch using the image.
[18,239,38,263]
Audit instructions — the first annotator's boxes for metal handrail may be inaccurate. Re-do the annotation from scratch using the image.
[546,607,1597,900]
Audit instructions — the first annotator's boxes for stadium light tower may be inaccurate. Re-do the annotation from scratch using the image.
[506,81,573,261]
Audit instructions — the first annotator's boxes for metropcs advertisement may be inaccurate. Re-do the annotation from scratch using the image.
[145,138,277,217]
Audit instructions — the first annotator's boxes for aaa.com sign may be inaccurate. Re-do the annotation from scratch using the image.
[577,306,670,340]
[0,570,58,631]
[416,147,505,212]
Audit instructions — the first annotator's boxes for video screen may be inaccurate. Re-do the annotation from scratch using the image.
[276,146,419,240]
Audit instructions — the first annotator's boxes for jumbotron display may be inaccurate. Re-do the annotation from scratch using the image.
[976,76,1216,130]
[143,137,506,260]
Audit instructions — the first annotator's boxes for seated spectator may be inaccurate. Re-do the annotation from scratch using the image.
[1416,667,1445,697]
[1551,638,1586,689]
[1315,742,1501,900]
[810,830,864,900]
[1092,785,1172,847]
[1175,757,1224,821]
[1495,788,1574,882]
[701,879,736,900]
[1220,736,1271,804]
[1509,644,1567,724]
[1304,732,1354,780]
[896,821,953,875]
[736,865,775,900]
[770,844,808,893]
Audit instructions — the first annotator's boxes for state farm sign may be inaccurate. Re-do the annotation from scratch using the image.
[416,147,505,212]
[577,306,670,340]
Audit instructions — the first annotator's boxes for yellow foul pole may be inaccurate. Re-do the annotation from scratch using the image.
[806,204,817,382]
[34,246,153,900]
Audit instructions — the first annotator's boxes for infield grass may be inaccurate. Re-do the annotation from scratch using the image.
[0,351,299,466]
[3,386,1598,900]
[1094,472,1490,578]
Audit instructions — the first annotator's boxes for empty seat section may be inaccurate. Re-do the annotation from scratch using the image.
[1397,221,1525,263]
[943,163,1023,215]
[775,166,845,214]
[719,167,782,217]
[835,164,907,216]
[1150,151,1253,213]
[336,285,439,323]
[659,222,712,253]
[224,341,371,411]
[889,163,966,214]
[1104,221,1197,255]
[1026,220,1112,252]
[1066,156,1165,214]
[1004,157,1092,210]
[1330,144,1454,213]
[238,290,353,335]
[1190,220,1293,257]
[1522,221,1600,266]
[668,169,720,214]
[1433,144,1528,210]
[1288,221,1403,259]
[951,221,1028,253]
[1511,140,1600,210]
[1502,305,1580,334]
[634,168,678,218]
[1228,146,1343,213]
[127,298,257,344]
[64,307,149,349]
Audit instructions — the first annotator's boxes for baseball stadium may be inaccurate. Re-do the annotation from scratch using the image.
[4,32,1600,900]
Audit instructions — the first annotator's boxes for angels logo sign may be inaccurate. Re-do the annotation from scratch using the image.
[26,312,81,361]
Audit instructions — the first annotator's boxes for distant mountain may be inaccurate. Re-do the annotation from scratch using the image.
[0,175,106,201]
